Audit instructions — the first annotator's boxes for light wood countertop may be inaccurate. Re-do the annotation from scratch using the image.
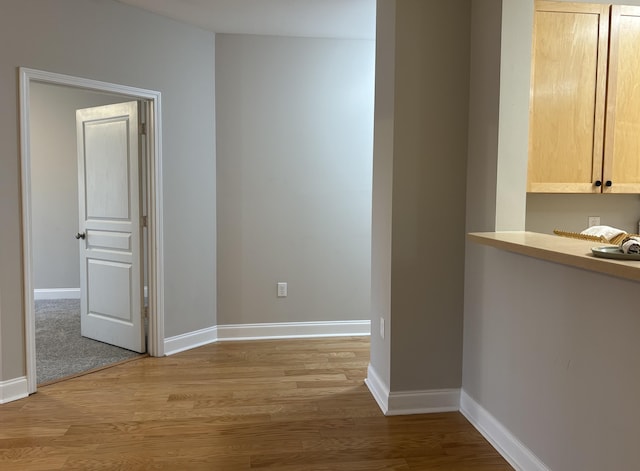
[468,231,640,282]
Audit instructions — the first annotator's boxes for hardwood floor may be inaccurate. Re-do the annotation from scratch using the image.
[0,337,512,470]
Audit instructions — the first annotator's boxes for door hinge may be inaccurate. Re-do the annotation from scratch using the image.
[141,215,148,227]
[139,123,147,135]
[143,306,149,318]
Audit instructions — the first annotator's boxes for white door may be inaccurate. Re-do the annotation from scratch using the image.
[76,101,145,353]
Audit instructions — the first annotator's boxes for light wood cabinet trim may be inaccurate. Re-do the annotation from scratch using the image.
[603,182,640,193]
[592,4,610,190]
[604,5,621,188]
[528,182,600,193]
[534,1,609,14]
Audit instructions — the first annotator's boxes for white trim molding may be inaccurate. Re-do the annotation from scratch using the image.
[34,288,80,300]
[164,326,218,356]
[0,377,28,404]
[365,364,459,415]
[33,287,150,302]
[365,363,391,414]
[387,388,460,415]
[164,320,371,356]
[217,320,370,341]
[460,390,551,471]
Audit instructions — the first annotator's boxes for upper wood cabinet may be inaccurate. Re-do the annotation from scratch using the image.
[527,1,640,193]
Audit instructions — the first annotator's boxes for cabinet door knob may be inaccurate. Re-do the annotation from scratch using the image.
[605,180,612,187]
[75,232,86,240]
[595,180,602,187]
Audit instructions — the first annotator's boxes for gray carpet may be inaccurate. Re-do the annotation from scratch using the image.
[36,299,143,384]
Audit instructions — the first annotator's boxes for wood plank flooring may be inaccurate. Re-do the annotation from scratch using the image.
[0,337,513,470]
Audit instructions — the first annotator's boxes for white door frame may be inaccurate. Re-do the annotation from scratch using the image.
[19,67,165,394]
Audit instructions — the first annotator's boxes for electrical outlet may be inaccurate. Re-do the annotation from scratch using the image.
[277,282,287,297]
[588,216,600,227]
[380,317,385,339]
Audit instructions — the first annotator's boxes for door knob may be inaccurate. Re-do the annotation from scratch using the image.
[605,180,612,187]
[75,232,86,240]
[595,180,602,187]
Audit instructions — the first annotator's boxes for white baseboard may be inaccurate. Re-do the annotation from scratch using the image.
[164,320,370,356]
[460,390,551,471]
[0,376,29,404]
[387,388,460,415]
[216,320,370,341]
[164,325,218,356]
[365,363,460,415]
[33,288,80,300]
[34,286,148,300]
[365,363,391,414]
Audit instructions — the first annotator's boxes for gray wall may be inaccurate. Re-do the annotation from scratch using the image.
[465,0,530,236]
[465,0,501,234]
[494,0,531,230]
[30,83,130,290]
[215,34,375,325]
[465,246,640,470]
[526,193,640,235]
[216,34,374,324]
[0,0,216,380]
[369,0,396,391]
[371,0,470,392]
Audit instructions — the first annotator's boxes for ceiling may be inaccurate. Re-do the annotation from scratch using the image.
[116,0,376,40]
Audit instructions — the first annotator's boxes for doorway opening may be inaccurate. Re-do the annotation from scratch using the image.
[20,68,165,394]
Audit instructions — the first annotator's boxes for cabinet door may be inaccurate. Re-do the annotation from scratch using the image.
[603,6,640,193]
[527,1,609,193]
